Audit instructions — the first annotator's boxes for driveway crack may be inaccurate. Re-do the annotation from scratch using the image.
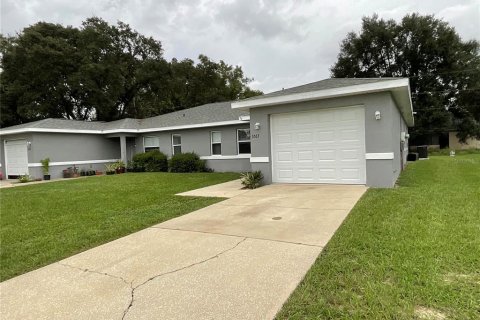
[57,262,131,286]
[121,237,247,320]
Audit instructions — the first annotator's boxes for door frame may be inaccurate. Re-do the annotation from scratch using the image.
[4,139,29,178]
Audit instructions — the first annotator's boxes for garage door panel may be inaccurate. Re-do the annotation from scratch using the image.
[297,150,313,161]
[271,106,366,184]
[298,168,314,181]
[276,133,293,145]
[315,130,335,143]
[277,151,293,162]
[297,132,314,143]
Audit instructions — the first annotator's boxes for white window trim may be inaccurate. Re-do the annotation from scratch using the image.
[143,136,160,152]
[172,134,182,155]
[237,128,251,155]
[200,154,250,160]
[210,131,222,156]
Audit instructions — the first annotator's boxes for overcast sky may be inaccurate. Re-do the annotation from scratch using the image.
[1,0,479,92]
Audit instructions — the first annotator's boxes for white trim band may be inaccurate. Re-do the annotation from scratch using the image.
[200,154,251,160]
[28,159,118,167]
[0,120,250,136]
[365,152,394,160]
[250,157,269,163]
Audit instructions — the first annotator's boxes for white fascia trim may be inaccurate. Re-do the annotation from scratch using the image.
[0,120,250,136]
[200,154,251,160]
[238,115,250,121]
[28,159,118,167]
[365,152,394,160]
[231,79,410,109]
[250,156,269,163]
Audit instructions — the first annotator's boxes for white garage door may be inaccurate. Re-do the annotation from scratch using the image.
[271,106,366,184]
[5,139,29,177]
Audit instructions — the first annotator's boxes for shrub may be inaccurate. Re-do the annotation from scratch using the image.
[18,174,31,183]
[169,152,206,173]
[132,150,168,172]
[240,171,264,189]
[40,158,50,175]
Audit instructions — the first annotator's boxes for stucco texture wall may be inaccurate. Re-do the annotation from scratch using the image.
[1,133,120,179]
[136,124,251,172]
[248,92,410,187]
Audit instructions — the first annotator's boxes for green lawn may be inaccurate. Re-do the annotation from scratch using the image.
[0,172,238,281]
[277,154,480,320]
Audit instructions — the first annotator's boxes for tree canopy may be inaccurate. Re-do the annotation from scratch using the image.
[0,17,262,127]
[331,13,480,143]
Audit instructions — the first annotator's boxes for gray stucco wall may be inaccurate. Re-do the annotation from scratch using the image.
[248,92,410,187]
[1,133,120,179]
[136,123,251,172]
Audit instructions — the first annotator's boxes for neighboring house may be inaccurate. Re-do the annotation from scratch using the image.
[449,132,480,150]
[0,78,413,187]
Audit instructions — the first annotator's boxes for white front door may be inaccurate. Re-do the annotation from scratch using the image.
[271,106,366,184]
[5,139,29,177]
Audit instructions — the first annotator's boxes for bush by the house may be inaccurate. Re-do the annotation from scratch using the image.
[18,174,31,183]
[169,152,207,173]
[131,150,168,172]
[240,171,264,189]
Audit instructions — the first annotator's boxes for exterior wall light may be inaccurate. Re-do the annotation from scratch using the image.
[26,141,32,150]
[375,111,381,120]
[254,122,261,130]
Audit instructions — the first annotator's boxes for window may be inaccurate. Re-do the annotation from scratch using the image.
[211,131,222,155]
[172,134,182,155]
[144,136,160,152]
[237,129,251,154]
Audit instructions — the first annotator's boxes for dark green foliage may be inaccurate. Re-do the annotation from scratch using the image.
[240,171,264,189]
[0,18,262,127]
[331,13,480,143]
[169,152,207,173]
[131,150,168,172]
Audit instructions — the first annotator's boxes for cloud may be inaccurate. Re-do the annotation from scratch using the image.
[1,0,478,93]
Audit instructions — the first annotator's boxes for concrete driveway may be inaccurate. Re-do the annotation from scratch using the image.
[0,182,367,320]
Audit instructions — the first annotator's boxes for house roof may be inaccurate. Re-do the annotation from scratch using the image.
[242,78,400,101]
[232,77,414,126]
[0,101,249,135]
[0,78,414,136]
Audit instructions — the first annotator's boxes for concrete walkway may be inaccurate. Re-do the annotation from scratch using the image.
[0,183,367,320]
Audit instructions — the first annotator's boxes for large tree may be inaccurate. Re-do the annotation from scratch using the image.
[0,18,262,127]
[331,13,480,143]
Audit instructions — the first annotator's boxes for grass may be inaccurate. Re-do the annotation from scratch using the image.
[0,172,239,281]
[277,154,480,320]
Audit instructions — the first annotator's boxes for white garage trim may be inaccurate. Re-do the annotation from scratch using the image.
[250,157,269,163]
[4,139,29,177]
[270,106,366,184]
[27,159,119,167]
[365,152,394,160]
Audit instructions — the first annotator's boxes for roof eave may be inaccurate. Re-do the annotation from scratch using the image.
[231,78,414,126]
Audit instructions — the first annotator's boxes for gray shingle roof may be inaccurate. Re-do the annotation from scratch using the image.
[1,78,407,134]
[243,77,404,101]
[1,118,107,131]
[0,101,248,133]
[139,102,248,129]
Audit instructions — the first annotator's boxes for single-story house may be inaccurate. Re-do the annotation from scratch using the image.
[0,78,413,187]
